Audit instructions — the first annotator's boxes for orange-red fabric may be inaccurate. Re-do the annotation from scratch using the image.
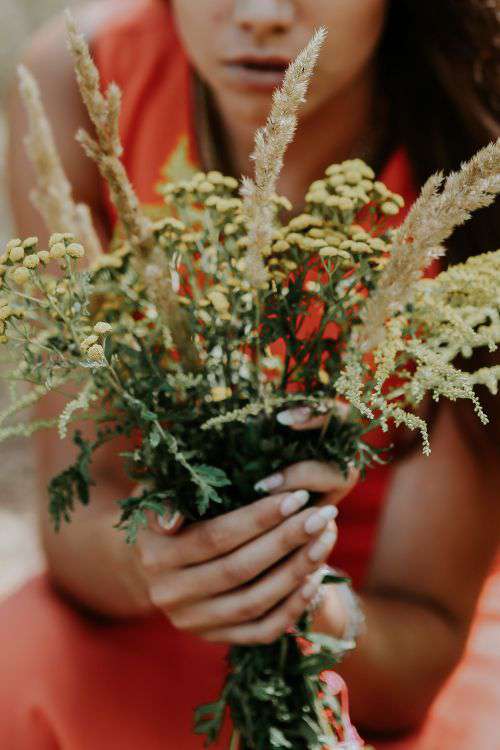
[1,2,498,748]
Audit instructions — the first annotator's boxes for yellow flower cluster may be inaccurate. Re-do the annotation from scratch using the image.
[305,159,404,218]
[0,234,85,290]
[80,321,113,363]
[160,170,239,207]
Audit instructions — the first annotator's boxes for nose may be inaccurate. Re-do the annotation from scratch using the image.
[234,0,294,42]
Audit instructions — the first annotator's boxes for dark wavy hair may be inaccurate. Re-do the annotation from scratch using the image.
[381,0,499,264]
[379,0,499,443]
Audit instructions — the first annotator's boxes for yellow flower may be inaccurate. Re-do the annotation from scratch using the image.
[287,214,323,232]
[328,175,345,188]
[67,243,85,258]
[9,245,25,263]
[373,181,390,197]
[272,240,291,253]
[23,254,40,269]
[320,246,351,260]
[37,251,51,264]
[308,228,326,239]
[223,176,239,190]
[337,197,354,211]
[210,386,232,402]
[224,223,238,236]
[344,169,362,185]
[0,305,12,320]
[306,190,329,204]
[11,267,30,285]
[80,334,98,352]
[49,243,67,259]
[49,233,67,247]
[22,237,38,250]
[207,170,224,184]
[198,180,215,194]
[207,289,230,314]
[94,322,112,335]
[390,193,405,208]
[380,201,400,216]
[86,343,105,362]
[350,241,372,254]
[325,164,343,176]
[272,195,293,211]
[368,237,387,252]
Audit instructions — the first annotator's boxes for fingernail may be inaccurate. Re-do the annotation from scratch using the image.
[308,529,337,562]
[276,407,312,426]
[301,578,321,601]
[281,490,310,517]
[254,472,284,493]
[304,506,338,535]
[157,509,181,531]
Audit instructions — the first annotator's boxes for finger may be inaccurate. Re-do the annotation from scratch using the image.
[200,573,324,645]
[143,487,312,568]
[255,460,359,499]
[286,416,328,431]
[276,401,350,430]
[153,508,338,608]
[167,522,337,632]
[145,506,184,536]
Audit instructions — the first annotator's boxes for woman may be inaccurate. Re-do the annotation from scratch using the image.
[1,1,499,747]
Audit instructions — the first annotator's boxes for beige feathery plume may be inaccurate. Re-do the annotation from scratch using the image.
[64,10,154,258]
[17,65,101,262]
[359,139,500,349]
[241,27,327,287]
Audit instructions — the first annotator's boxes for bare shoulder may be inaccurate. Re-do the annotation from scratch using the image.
[7,1,137,237]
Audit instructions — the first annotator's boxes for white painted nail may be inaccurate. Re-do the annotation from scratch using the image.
[301,578,321,600]
[304,506,338,535]
[276,407,312,426]
[281,490,310,517]
[157,509,181,531]
[308,529,337,562]
[254,472,284,493]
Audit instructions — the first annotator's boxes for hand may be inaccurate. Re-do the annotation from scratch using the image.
[254,404,359,508]
[133,489,339,645]
[248,404,360,635]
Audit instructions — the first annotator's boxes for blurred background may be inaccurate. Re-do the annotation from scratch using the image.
[0,0,82,599]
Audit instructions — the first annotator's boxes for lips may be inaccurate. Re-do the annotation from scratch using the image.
[222,55,291,92]
[225,55,291,73]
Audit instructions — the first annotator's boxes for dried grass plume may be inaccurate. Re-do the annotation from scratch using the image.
[64,10,154,258]
[17,64,101,262]
[241,27,327,287]
[359,138,500,349]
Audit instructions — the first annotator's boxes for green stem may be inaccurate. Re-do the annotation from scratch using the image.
[229,729,241,750]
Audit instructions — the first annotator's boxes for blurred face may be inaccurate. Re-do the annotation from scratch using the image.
[172,0,389,123]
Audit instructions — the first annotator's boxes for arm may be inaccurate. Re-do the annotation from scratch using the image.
[260,403,500,734]
[333,403,500,733]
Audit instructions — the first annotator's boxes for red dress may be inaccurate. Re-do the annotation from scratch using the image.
[0,2,498,748]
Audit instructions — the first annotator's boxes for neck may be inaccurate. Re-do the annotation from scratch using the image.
[214,65,380,209]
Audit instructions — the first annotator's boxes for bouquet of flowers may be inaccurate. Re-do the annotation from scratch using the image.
[1,16,499,750]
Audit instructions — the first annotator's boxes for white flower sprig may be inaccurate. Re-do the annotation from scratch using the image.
[359,138,500,349]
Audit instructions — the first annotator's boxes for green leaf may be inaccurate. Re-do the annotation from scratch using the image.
[194,464,231,488]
